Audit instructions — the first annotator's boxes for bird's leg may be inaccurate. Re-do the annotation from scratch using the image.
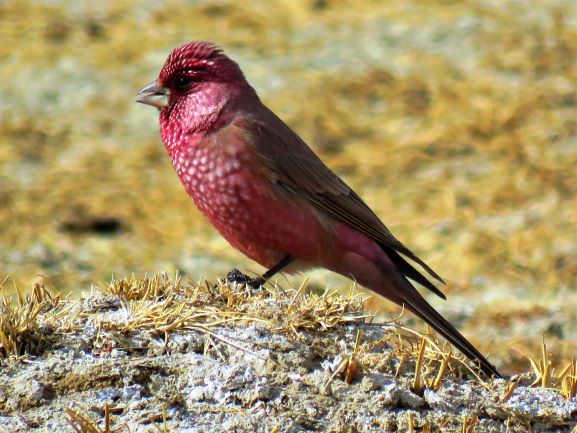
[249,255,294,288]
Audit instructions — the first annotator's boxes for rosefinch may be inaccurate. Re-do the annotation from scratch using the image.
[137,41,499,377]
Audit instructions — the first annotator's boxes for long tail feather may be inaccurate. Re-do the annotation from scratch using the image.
[402,288,501,377]
[380,265,500,378]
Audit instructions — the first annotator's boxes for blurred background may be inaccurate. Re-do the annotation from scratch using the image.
[0,0,575,373]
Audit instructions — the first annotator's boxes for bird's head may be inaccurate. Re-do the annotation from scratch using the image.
[137,41,250,138]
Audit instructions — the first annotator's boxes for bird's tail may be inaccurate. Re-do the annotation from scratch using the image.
[377,264,501,378]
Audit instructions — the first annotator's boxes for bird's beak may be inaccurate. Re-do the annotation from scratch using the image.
[136,81,170,108]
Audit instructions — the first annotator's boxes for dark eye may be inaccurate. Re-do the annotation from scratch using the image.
[174,75,194,91]
[173,67,205,92]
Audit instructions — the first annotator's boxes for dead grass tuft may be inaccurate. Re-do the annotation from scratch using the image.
[0,281,61,358]
[100,273,186,301]
[66,405,109,433]
[92,273,370,337]
[278,280,372,333]
[528,338,577,399]
[462,414,478,433]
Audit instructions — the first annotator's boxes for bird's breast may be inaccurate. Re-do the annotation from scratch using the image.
[168,142,330,266]
[171,145,246,223]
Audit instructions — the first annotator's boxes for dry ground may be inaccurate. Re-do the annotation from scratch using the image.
[0,277,576,432]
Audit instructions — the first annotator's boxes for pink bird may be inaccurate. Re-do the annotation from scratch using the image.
[137,41,499,377]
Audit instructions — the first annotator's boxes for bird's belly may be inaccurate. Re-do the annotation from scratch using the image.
[182,166,328,268]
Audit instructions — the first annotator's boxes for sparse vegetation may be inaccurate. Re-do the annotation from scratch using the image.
[0,276,576,431]
[0,281,60,358]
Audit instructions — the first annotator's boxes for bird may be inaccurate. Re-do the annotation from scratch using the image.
[137,40,500,378]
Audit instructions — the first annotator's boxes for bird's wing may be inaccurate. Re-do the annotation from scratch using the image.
[234,104,446,298]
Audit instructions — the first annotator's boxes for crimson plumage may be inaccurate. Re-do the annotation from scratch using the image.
[137,41,499,377]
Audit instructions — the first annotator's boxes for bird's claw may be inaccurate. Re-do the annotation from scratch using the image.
[224,268,251,284]
[222,269,265,289]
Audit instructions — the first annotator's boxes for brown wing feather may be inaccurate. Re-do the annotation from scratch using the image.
[235,104,445,296]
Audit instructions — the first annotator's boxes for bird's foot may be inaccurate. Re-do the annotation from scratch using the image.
[223,269,252,284]
[222,269,265,289]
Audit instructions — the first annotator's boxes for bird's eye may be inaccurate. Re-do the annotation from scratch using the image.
[174,75,194,91]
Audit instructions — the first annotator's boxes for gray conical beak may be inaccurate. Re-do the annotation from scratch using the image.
[136,81,170,108]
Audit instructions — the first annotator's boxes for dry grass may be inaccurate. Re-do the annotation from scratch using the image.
[529,338,577,399]
[66,404,111,433]
[1,0,576,373]
[91,273,371,340]
[0,280,61,358]
[66,402,171,433]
